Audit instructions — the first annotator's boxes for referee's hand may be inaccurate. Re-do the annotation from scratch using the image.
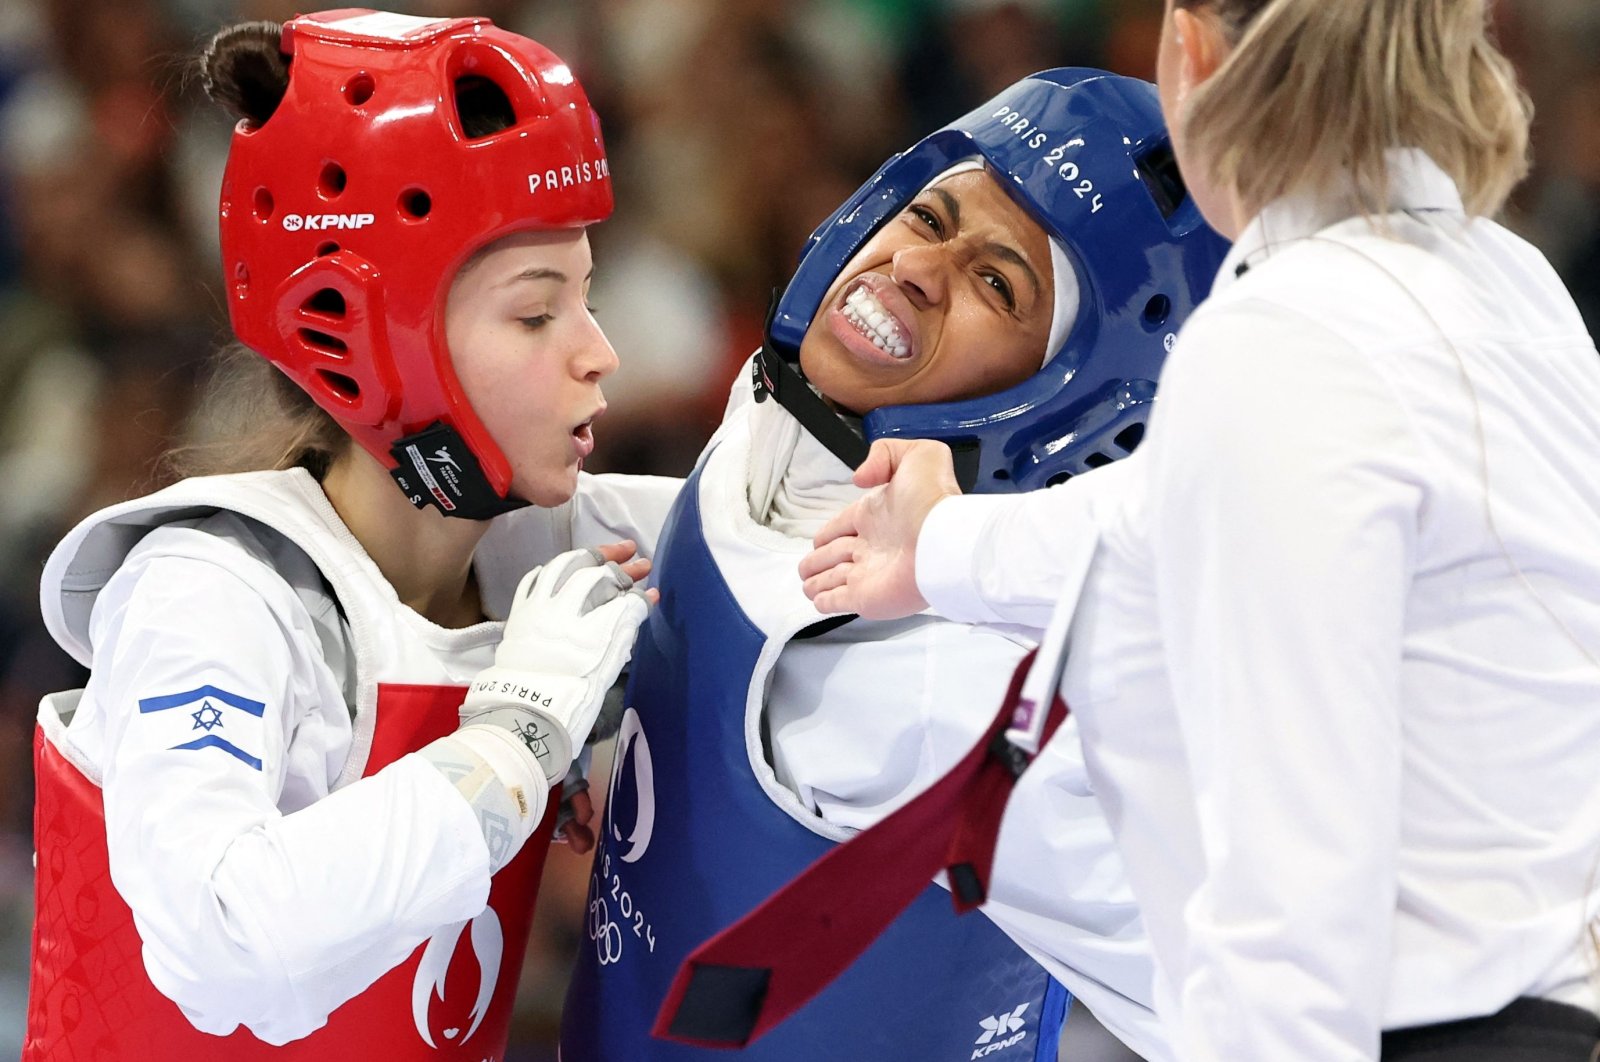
[800,438,961,620]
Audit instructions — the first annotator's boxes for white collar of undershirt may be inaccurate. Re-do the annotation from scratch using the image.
[745,392,864,541]
[1214,148,1467,294]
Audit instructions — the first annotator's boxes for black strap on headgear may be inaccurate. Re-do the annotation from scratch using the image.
[752,292,871,472]
[388,421,527,520]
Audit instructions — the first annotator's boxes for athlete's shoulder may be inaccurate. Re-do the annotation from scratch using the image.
[123,508,317,605]
[42,469,340,665]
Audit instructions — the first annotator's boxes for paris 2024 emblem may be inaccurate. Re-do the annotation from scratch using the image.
[587,708,658,966]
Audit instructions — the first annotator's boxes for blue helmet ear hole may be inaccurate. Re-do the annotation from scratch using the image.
[992,469,1011,482]
[1136,141,1187,220]
[1114,423,1146,452]
[1142,295,1171,329]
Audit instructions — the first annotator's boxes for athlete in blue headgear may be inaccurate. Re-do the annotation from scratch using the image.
[559,69,1228,1062]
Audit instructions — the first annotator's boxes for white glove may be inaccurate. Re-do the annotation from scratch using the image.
[460,548,649,783]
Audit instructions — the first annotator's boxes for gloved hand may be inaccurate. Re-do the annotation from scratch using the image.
[460,548,649,783]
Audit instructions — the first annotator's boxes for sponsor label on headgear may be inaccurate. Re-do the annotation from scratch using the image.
[282,213,376,232]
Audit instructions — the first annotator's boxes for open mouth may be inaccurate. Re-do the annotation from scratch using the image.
[571,416,597,458]
[839,282,912,360]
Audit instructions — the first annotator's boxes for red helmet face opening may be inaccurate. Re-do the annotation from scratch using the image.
[218,9,613,515]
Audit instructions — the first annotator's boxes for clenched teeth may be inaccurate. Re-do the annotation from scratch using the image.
[844,287,911,359]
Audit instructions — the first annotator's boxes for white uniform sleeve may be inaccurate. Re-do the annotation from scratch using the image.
[1144,300,1422,1059]
[916,456,1139,631]
[473,472,683,619]
[89,548,491,1045]
[568,471,683,560]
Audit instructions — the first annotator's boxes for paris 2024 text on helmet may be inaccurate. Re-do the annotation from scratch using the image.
[759,68,1231,494]
[217,9,612,519]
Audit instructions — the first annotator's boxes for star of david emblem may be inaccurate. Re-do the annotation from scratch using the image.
[191,701,225,732]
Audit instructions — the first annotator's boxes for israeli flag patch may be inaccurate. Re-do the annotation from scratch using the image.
[138,685,266,771]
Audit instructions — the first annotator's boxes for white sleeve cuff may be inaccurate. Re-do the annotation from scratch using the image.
[915,494,1012,625]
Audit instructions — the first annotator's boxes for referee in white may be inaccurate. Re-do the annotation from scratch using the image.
[797,1,1600,1059]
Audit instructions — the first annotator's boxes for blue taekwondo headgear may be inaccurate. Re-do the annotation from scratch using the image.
[753,68,1231,493]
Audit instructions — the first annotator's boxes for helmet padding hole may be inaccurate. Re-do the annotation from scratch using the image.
[455,75,517,139]
[400,189,432,220]
[315,369,361,402]
[1141,295,1171,329]
[343,73,375,106]
[1136,142,1188,220]
[299,327,348,356]
[304,288,346,318]
[318,162,347,198]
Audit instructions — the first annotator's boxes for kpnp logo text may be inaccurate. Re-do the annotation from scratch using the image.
[282,212,376,231]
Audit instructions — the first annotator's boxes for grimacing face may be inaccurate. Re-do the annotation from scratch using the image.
[798,168,1055,415]
[445,228,617,507]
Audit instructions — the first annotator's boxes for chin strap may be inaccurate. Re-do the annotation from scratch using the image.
[753,292,871,473]
[388,421,528,521]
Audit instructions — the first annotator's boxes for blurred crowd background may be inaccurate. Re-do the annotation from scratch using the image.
[0,0,1594,1055]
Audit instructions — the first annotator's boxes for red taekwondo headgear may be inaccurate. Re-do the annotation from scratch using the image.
[218,9,613,518]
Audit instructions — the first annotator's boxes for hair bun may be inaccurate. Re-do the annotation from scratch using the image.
[201,21,290,126]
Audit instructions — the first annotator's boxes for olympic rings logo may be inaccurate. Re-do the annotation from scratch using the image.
[587,895,623,966]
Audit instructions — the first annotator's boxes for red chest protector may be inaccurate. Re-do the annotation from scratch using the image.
[25,683,556,1061]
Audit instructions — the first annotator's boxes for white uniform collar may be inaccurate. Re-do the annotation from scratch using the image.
[1213,149,1466,295]
[745,390,862,542]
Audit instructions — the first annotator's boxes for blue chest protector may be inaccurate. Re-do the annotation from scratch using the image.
[560,464,1069,1061]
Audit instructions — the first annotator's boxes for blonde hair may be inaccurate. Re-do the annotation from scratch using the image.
[164,344,348,481]
[1175,0,1532,219]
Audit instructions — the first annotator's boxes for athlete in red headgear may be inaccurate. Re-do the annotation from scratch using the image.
[23,10,678,1059]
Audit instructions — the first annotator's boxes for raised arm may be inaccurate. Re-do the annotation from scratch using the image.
[801,437,1138,630]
